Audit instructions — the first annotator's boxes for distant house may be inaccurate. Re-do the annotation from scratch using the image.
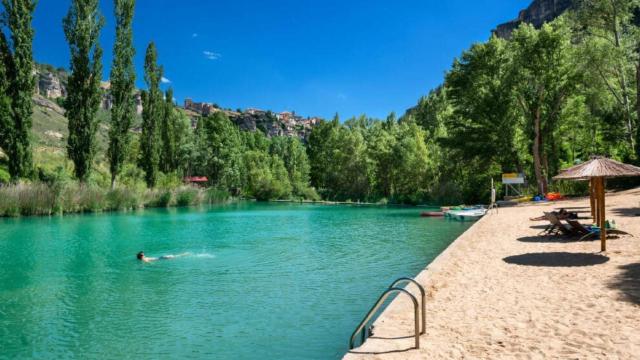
[246,108,265,115]
[184,176,209,186]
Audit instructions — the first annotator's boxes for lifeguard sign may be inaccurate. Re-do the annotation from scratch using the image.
[502,173,525,196]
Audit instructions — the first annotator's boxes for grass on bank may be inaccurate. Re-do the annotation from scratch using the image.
[0,182,231,217]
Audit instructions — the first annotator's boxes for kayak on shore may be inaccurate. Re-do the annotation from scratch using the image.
[421,211,445,217]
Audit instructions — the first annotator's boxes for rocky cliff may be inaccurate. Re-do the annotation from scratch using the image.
[493,0,574,38]
[185,104,320,140]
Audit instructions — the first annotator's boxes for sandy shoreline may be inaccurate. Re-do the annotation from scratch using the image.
[344,188,640,359]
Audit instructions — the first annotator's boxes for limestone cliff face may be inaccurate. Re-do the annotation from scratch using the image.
[493,0,574,38]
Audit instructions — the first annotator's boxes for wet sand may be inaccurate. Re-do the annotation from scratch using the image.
[344,188,640,359]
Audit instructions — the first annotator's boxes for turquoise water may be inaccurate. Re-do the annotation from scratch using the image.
[0,203,471,359]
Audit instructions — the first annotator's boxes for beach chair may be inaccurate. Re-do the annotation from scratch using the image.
[541,212,575,237]
[566,219,592,238]
[566,219,634,241]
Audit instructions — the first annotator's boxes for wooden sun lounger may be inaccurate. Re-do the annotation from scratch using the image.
[540,212,575,237]
[565,219,634,241]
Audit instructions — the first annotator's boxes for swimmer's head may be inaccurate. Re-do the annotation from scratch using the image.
[137,251,144,260]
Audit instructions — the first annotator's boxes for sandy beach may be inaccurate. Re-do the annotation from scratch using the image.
[344,188,640,359]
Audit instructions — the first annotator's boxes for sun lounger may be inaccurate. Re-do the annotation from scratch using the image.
[566,219,634,241]
[565,219,592,236]
[540,212,575,236]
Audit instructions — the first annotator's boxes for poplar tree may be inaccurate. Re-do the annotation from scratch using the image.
[0,0,36,180]
[108,0,136,189]
[160,87,176,173]
[63,0,104,182]
[0,33,12,172]
[139,42,162,187]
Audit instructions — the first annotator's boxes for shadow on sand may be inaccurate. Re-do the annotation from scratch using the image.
[347,347,415,355]
[503,252,609,267]
[608,262,640,305]
[610,207,640,217]
[517,235,620,243]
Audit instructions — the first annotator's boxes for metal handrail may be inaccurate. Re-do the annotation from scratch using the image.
[349,287,420,350]
[389,278,426,335]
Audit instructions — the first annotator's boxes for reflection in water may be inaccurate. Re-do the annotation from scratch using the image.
[0,203,471,359]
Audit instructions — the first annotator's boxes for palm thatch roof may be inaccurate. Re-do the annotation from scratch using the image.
[553,156,640,180]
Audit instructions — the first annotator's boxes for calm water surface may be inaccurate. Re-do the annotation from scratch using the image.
[0,203,471,359]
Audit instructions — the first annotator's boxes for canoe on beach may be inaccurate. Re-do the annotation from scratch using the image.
[420,211,445,217]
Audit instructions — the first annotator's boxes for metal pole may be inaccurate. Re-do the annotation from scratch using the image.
[349,288,421,350]
[389,278,426,335]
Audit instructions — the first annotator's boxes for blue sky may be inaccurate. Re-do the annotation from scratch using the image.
[32,0,531,119]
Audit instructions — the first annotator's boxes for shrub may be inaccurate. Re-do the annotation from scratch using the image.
[205,188,231,204]
[175,187,199,206]
[0,166,11,184]
[298,186,320,201]
[0,185,20,216]
[151,190,174,207]
[18,182,57,216]
[106,187,143,210]
[157,172,183,189]
[76,184,105,212]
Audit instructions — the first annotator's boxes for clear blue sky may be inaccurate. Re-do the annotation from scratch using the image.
[32,0,531,119]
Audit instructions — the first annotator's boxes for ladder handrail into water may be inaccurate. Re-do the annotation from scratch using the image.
[349,287,420,350]
[388,277,426,335]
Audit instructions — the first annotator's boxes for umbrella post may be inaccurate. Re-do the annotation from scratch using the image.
[589,178,596,220]
[598,177,606,252]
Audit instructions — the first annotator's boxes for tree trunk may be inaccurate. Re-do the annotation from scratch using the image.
[612,9,635,151]
[532,107,547,195]
[636,57,640,159]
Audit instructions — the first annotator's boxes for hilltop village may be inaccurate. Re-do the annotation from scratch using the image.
[34,63,322,140]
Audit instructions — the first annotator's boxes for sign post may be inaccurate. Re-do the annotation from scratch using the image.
[501,173,525,198]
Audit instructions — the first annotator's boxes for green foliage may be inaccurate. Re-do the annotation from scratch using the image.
[175,187,199,206]
[106,187,141,210]
[269,136,313,197]
[63,0,104,181]
[1,0,36,180]
[139,42,162,187]
[108,0,136,188]
[0,181,228,217]
[242,150,292,200]
[195,112,243,190]
[160,88,179,173]
[204,188,231,203]
[0,164,10,183]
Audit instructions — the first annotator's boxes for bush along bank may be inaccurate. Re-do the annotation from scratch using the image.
[0,182,232,217]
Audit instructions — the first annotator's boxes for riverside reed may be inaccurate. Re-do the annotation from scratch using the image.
[0,182,231,217]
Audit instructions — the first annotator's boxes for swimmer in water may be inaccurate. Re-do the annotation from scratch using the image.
[137,251,189,262]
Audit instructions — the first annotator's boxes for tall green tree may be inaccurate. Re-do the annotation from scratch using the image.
[0,33,13,172]
[160,87,177,173]
[197,112,243,190]
[510,21,578,195]
[307,114,340,192]
[139,42,162,187]
[444,36,518,170]
[269,136,312,196]
[0,0,36,180]
[575,0,640,155]
[63,0,104,181]
[243,150,292,200]
[107,0,136,189]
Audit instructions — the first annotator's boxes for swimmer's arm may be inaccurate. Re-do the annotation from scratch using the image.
[163,252,190,259]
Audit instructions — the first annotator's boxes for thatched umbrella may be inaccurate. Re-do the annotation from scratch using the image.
[553,156,640,251]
